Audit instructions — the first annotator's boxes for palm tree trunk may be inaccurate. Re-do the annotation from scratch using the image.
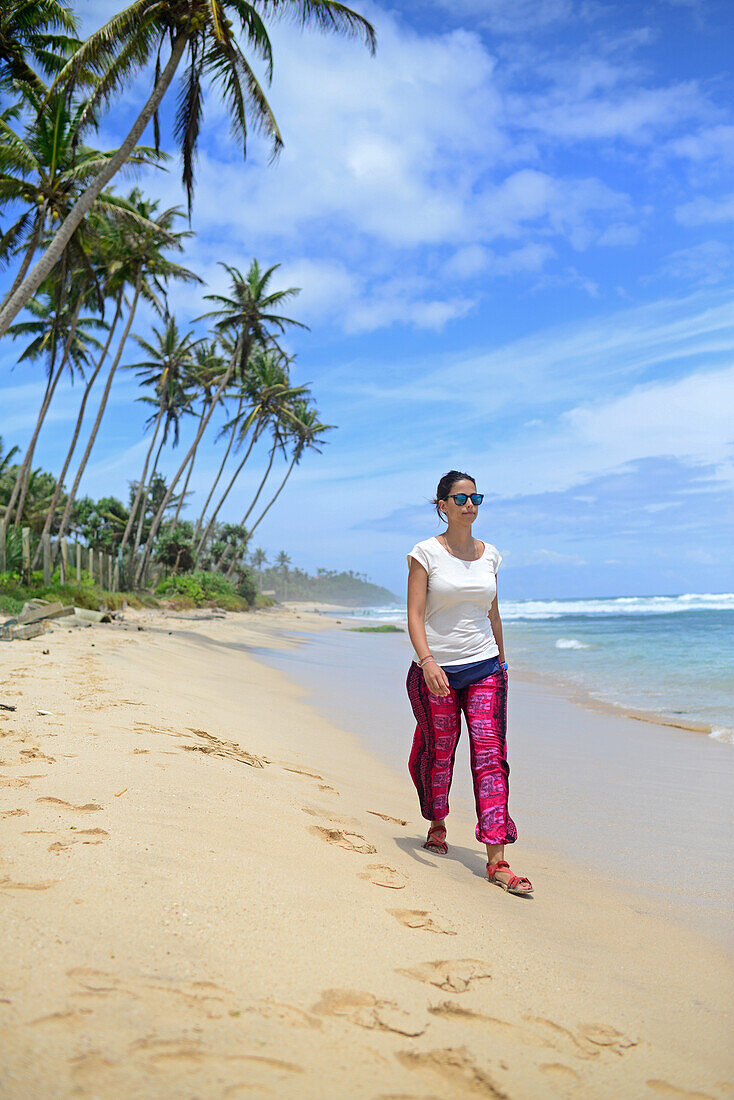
[248,451,299,536]
[222,438,278,578]
[192,395,243,544]
[35,295,124,566]
[194,420,262,561]
[172,397,212,527]
[0,36,187,338]
[4,361,64,527]
[55,272,143,545]
[10,296,84,528]
[129,429,167,573]
[134,355,239,586]
[0,209,46,314]
[117,403,165,583]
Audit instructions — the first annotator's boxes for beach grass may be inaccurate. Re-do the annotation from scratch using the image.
[347,623,404,632]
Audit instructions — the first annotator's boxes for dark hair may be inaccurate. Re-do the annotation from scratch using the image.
[432,469,476,522]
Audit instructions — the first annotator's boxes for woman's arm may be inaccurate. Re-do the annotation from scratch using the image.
[407,558,450,696]
[488,586,506,665]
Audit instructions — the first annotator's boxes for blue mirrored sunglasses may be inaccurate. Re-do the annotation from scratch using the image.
[449,493,484,505]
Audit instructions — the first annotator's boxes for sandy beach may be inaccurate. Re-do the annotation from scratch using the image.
[1,605,732,1099]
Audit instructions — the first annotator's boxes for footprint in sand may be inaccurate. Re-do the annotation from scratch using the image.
[48,827,109,853]
[0,808,28,818]
[182,728,265,768]
[0,875,58,891]
[524,1016,637,1060]
[646,1082,716,1099]
[20,748,56,763]
[396,1047,508,1098]
[367,811,409,826]
[318,783,338,794]
[388,910,456,935]
[312,989,427,1037]
[358,864,407,889]
[280,764,324,781]
[36,796,103,813]
[308,826,376,854]
[397,959,491,993]
[429,1002,559,1050]
[540,1063,580,1080]
[243,1001,322,1030]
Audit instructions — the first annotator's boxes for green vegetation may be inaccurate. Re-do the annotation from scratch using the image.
[254,556,397,607]
[0,571,155,615]
[155,569,260,610]
[348,624,404,632]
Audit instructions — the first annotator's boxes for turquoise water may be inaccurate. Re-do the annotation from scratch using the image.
[344,593,734,742]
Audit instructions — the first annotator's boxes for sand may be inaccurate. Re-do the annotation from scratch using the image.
[0,605,731,1099]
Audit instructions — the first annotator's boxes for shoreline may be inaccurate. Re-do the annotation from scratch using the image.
[285,602,734,744]
[1,605,732,1097]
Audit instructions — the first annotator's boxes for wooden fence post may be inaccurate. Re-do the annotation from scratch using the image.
[88,547,94,585]
[42,533,51,585]
[75,541,81,581]
[59,537,68,584]
[0,518,6,573]
[22,527,30,583]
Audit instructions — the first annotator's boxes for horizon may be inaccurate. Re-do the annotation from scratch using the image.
[2,0,733,600]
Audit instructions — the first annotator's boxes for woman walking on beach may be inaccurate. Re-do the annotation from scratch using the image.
[406,470,532,896]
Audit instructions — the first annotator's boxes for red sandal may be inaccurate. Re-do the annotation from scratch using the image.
[487,859,533,896]
[423,824,448,855]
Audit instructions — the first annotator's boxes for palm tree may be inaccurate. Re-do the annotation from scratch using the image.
[0,0,78,94]
[248,399,334,537]
[0,0,375,336]
[250,546,267,573]
[0,87,163,316]
[134,260,305,585]
[5,281,103,528]
[194,346,306,562]
[119,317,199,579]
[170,339,227,527]
[54,193,199,549]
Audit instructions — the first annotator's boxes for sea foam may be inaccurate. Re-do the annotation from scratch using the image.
[555,638,589,650]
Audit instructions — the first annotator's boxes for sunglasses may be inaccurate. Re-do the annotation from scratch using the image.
[449,493,484,506]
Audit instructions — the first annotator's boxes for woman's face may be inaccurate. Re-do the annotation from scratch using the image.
[439,478,479,526]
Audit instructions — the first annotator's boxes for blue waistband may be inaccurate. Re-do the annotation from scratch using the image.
[443,655,500,689]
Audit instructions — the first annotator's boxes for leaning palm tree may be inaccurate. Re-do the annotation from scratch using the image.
[0,0,376,336]
[170,339,227,527]
[194,346,307,561]
[118,317,199,579]
[5,279,103,528]
[0,87,164,316]
[134,260,305,586]
[248,399,334,537]
[54,193,200,549]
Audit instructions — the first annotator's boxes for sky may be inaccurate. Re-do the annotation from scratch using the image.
[1,0,733,600]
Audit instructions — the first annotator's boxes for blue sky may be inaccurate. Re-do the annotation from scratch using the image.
[2,0,733,599]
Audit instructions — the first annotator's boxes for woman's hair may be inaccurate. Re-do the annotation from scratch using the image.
[432,469,476,522]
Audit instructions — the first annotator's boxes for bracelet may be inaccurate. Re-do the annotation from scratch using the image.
[418,655,437,667]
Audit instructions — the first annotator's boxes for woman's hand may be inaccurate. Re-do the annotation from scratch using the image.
[422,658,450,697]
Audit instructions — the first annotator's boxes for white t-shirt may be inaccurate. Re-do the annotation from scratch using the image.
[407,536,502,667]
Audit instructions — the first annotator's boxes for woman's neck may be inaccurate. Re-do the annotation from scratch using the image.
[441,524,475,555]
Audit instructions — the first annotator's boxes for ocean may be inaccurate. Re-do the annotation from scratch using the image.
[344,592,734,743]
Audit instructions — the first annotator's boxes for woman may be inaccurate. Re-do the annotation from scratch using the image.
[406,470,532,896]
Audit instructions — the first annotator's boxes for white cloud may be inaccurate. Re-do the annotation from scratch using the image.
[657,241,733,286]
[675,192,734,226]
[430,0,575,35]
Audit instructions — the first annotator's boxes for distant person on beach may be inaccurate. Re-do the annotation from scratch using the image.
[406,470,532,896]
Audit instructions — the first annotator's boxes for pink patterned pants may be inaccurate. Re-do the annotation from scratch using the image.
[406,662,517,846]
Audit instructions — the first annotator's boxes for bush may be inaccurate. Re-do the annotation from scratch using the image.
[155,570,256,609]
[236,568,258,607]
